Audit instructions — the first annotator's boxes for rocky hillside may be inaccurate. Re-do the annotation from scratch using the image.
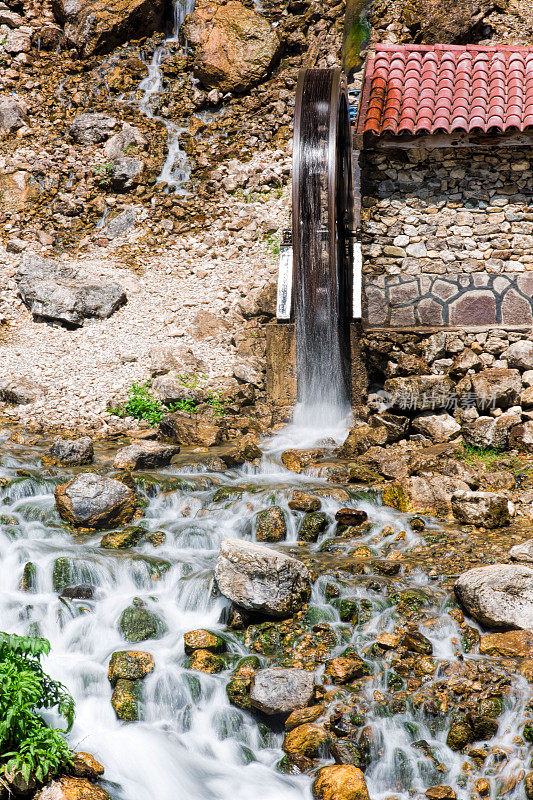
[0,0,531,433]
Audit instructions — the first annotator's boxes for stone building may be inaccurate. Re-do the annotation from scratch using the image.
[356,43,533,329]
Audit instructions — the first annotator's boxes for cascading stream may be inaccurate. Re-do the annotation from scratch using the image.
[0,435,530,800]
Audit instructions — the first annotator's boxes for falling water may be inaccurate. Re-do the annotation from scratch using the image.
[0,436,530,800]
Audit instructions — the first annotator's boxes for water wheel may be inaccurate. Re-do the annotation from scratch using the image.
[292,67,355,410]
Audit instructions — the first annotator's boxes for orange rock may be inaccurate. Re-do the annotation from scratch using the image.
[425,786,457,800]
[285,705,324,731]
[282,723,329,758]
[479,630,533,658]
[324,656,366,684]
[312,765,370,800]
[69,752,105,780]
[36,777,111,800]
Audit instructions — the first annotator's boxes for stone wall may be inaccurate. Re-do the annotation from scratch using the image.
[360,144,533,328]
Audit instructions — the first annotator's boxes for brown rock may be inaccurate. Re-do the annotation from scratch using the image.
[182,1,281,93]
[402,0,499,44]
[509,421,533,454]
[288,490,321,512]
[159,411,224,446]
[425,786,456,800]
[107,651,155,685]
[52,0,165,55]
[35,777,111,800]
[285,705,324,731]
[337,422,388,457]
[283,723,329,758]
[281,448,325,473]
[312,765,370,800]
[478,630,533,658]
[54,473,138,529]
[525,772,533,800]
[471,369,522,411]
[335,508,368,526]
[324,656,366,685]
[189,648,225,673]
[69,753,105,780]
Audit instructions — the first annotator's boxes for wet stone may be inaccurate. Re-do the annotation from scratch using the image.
[288,491,322,512]
[183,629,226,655]
[324,656,367,685]
[108,651,155,685]
[189,649,225,673]
[250,667,315,715]
[334,508,368,526]
[255,505,287,542]
[119,599,166,643]
[47,437,94,466]
[100,525,146,549]
[69,752,105,780]
[111,678,140,722]
[60,585,94,600]
[282,723,329,759]
[298,512,329,542]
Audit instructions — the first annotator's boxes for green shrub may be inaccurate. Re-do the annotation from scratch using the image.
[111,380,226,423]
[0,632,74,785]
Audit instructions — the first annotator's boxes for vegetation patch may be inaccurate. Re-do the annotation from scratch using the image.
[110,380,226,425]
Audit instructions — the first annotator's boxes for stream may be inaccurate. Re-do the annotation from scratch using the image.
[0,428,530,800]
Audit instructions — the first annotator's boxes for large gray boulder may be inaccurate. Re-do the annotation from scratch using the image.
[462,413,520,450]
[15,255,126,328]
[250,668,315,715]
[412,412,461,442]
[104,124,145,160]
[47,437,94,466]
[110,157,144,191]
[54,473,138,529]
[454,564,533,630]
[100,206,137,240]
[69,113,116,144]
[113,441,180,471]
[505,340,533,370]
[215,538,311,618]
[451,491,512,529]
[509,422,533,454]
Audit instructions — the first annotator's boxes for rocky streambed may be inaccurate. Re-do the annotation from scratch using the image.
[0,428,532,800]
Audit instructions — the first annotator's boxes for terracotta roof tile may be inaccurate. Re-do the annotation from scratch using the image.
[358,44,533,138]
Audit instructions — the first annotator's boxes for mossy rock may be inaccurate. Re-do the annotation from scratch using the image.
[478,696,503,719]
[332,598,359,624]
[188,649,225,673]
[119,599,167,643]
[298,512,329,543]
[382,484,411,512]
[467,713,498,741]
[108,651,155,685]
[446,721,473,751]
[131,555,172,580]
[111,678,141,721]
[523,723,533,743]
[391,589,432,611]
[183,629,226,655]
[20,561,37,592]
[256,506,287,542]
[227,677,253,710]
[52,557,75,591]
[212,486,244,503]
[0,514,19,526]
[100,525,146,549]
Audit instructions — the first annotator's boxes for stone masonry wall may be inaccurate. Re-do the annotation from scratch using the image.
[359,145,533,328]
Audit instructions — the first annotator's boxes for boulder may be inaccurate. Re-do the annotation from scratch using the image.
[15,255,126,328]
[3,30,31,53]
[52,0,165,56]
[219,435,261,467]
[148,345,206,376]
[47,437,94,466]
[509,538,533,564]
[159,411,223,446]
[108,650,154,684]
[478,630,533,658]
[250,667,315,715]
[100,526,145,549]
[182,1,281,93]
[324,656,366,684]
[55,473,138,528]
[402,0,500,44]
[371,411,409,442]
[312,765,370,800]
[281,448,325,473]
[0,95,27,134]
[509,421,533,453]
[505,340,533,370]
[214,538,311,618]
[451,491,512,529]
[337,422,388,457]
[113,441,180,470]
[255,506,287,542]
[110,157,144,191]
[35,777,111,800]
[471,369,522,411]
[189,649,225,673]
[335,508,368,526]
[412,413,461,443]
[383,375,454,413]
[454,564,533,630]
[462,413,520,450]
[151,374,203,404]
[298,512,329,542]
[68,113,117,144]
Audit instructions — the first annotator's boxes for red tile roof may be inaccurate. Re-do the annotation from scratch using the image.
[358,44,533,138]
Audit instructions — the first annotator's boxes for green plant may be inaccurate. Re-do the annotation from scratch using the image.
[110,381,165,425]
[167,399,197,415]
[0,633,74,785]
[265,233,280,257]
[457,444,501,466]
[94,162,115,186]
[205,391,225,417]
